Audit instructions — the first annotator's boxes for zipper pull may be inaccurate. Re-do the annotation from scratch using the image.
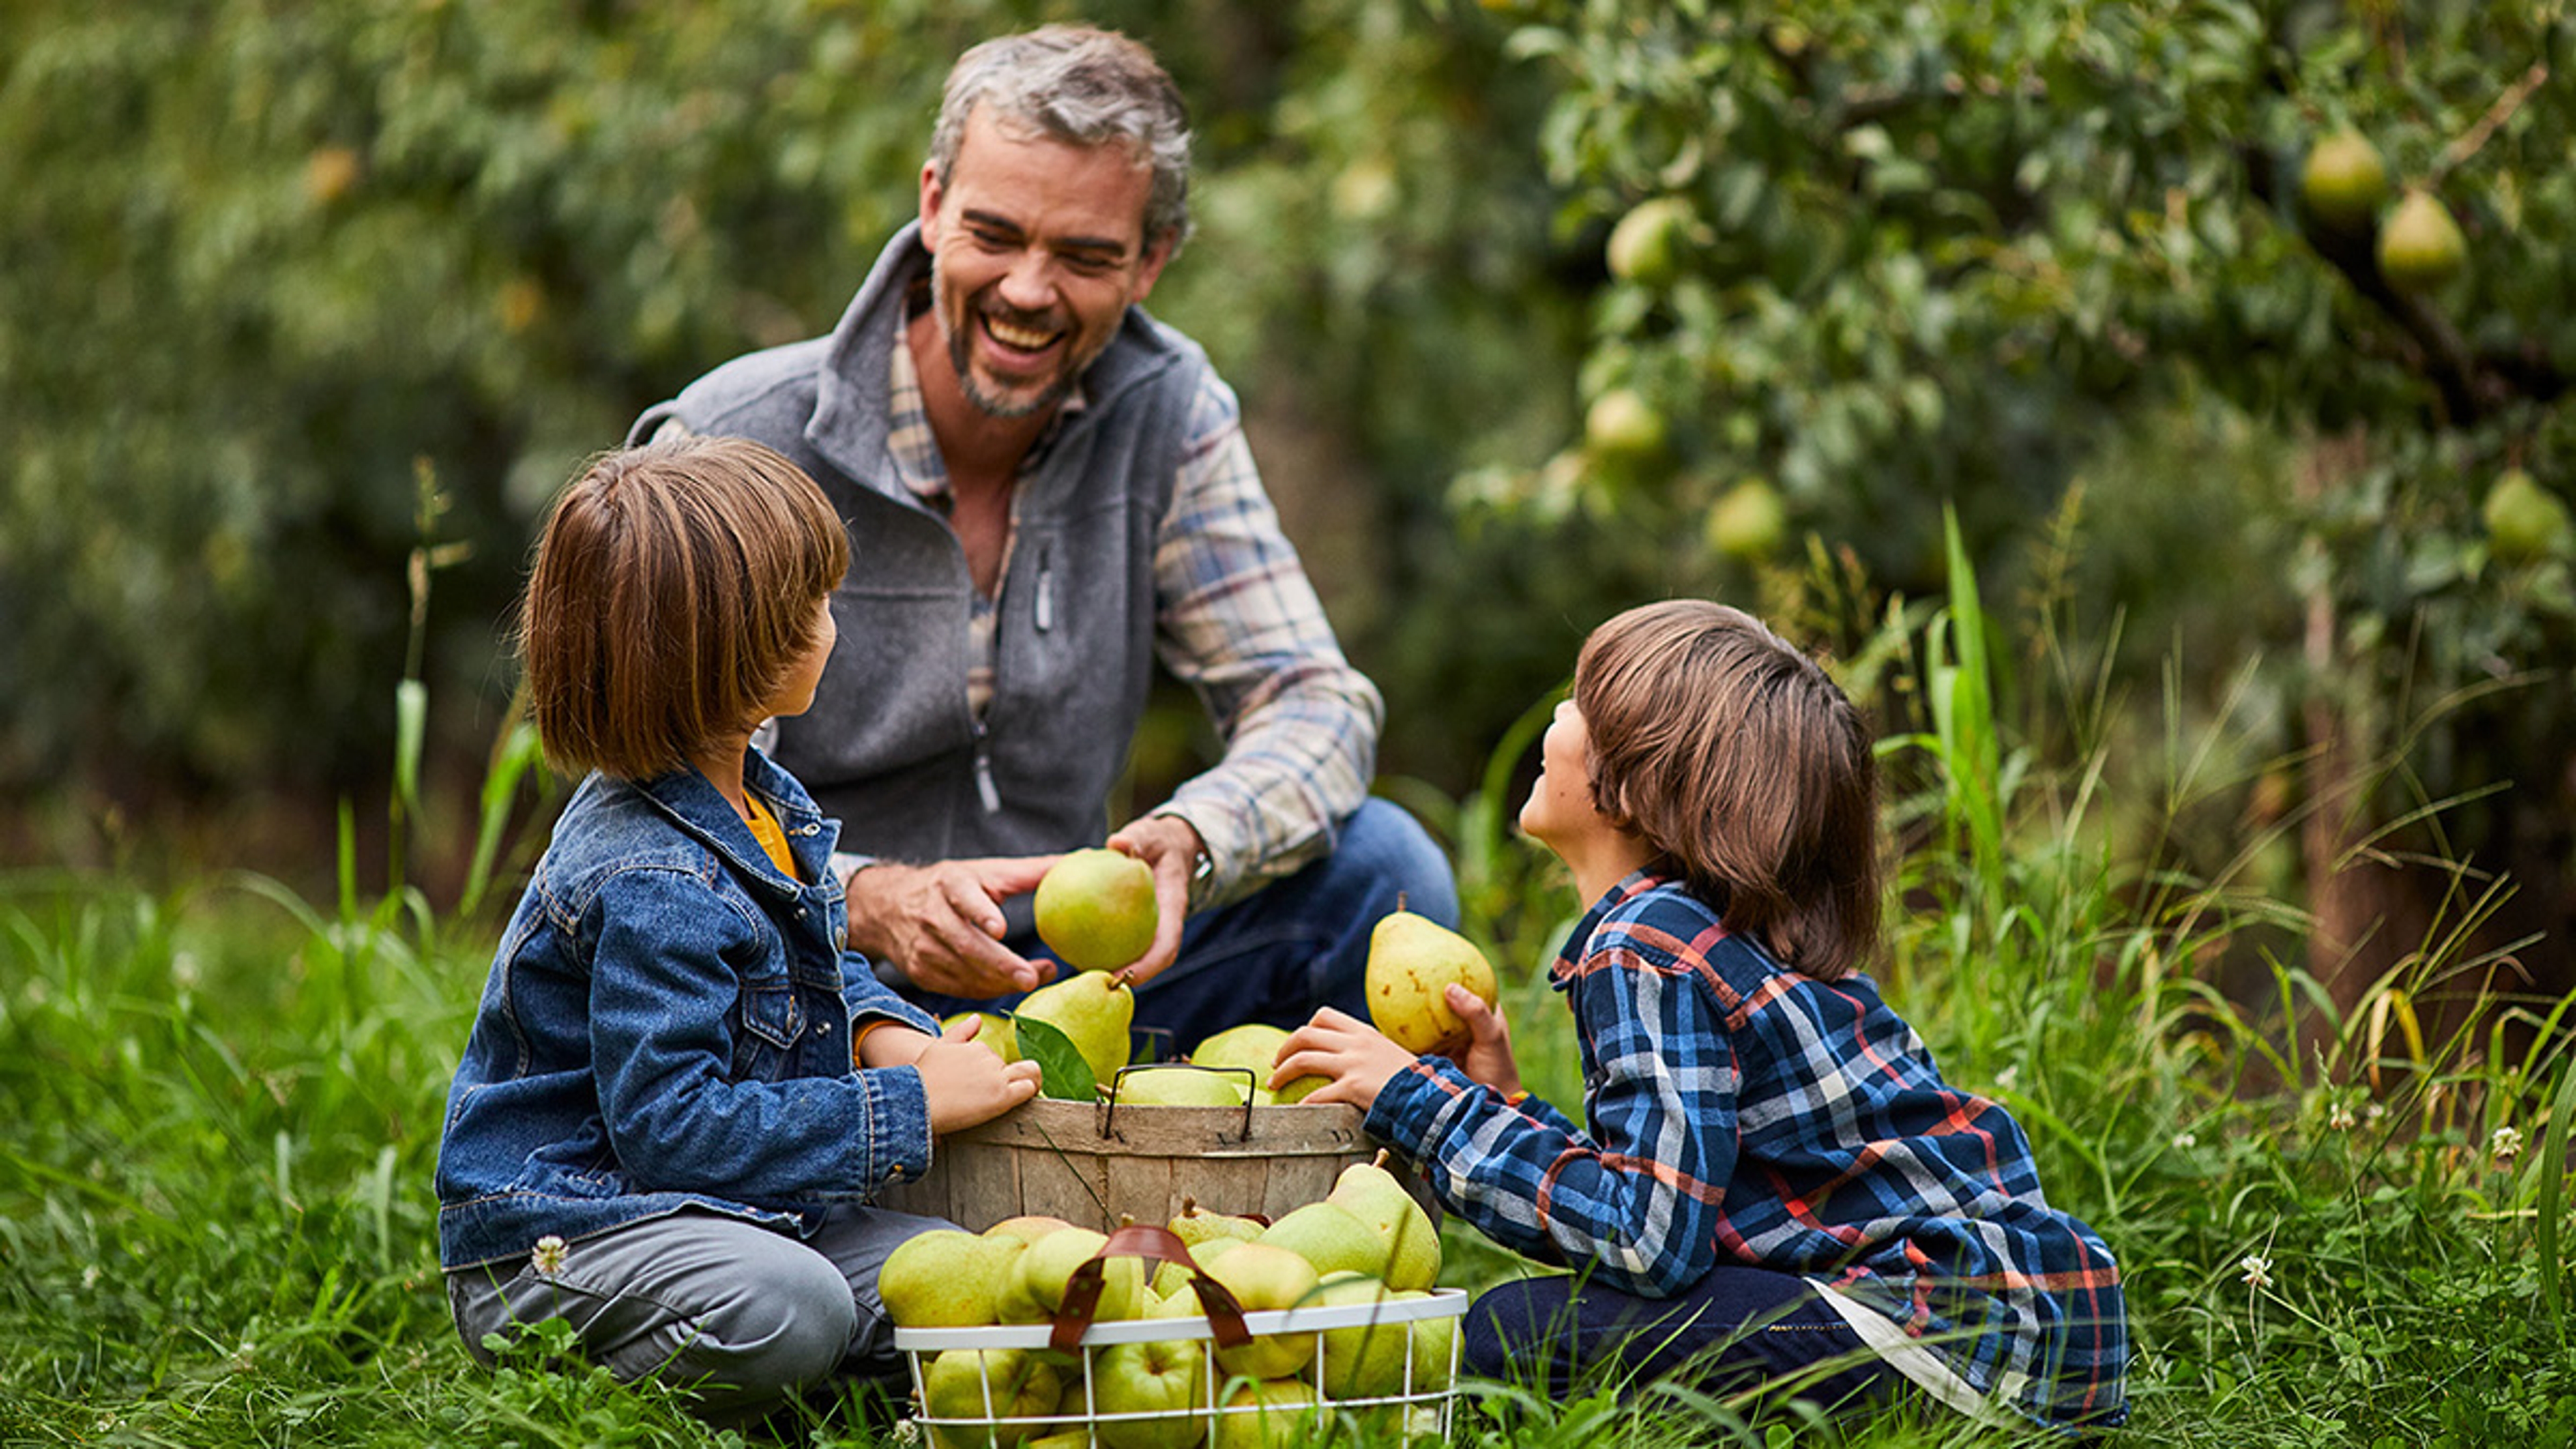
[973,746,1002,814]
[1034,543,1055,633]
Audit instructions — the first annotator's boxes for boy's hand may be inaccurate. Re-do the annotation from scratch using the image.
[1443,983,1522,1099]
[1273,1008,1418,1115]
[914,1016,1042,1134]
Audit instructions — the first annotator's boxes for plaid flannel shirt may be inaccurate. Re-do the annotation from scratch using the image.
[876,322,1378,902]
[1366,873,2129,1430]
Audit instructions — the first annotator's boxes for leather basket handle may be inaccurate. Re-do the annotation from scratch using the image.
[1049,1222,1254,1354]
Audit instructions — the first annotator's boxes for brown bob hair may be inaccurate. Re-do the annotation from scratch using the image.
[517,436,849,782]
[1574,600,1882,979]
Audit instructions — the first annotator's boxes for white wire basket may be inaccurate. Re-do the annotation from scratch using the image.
[895,1286,1468,1446]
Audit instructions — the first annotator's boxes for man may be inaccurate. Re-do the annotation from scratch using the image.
[629,25,1456,1044]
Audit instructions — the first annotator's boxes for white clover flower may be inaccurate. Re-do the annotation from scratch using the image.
[82,1265,101,1289]
[2171,1131,2198,1150]
[2328,1102,2357,1132]
[2366,1102,2387,1124]
[1994,1065,2021,1092]
[2492,1126,2526,1162]
[2239,1254,2272,1289]
[532,1234,569,1276]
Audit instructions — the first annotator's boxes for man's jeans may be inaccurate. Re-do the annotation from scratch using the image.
[914,798,1462,1055]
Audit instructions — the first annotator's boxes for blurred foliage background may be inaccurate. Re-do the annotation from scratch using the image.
[3,0,2571,986]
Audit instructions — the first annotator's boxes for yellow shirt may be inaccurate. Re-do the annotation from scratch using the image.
[741,792,799,881]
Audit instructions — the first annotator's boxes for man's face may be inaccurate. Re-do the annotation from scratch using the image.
[919,107,1171,421]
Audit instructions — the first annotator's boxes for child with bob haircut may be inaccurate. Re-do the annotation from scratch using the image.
[1279,599,2127,1432]
[435,436,1040,1420]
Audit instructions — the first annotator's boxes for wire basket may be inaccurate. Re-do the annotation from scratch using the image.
[892,1225,1467,1447]
[902,1284,1473,1444]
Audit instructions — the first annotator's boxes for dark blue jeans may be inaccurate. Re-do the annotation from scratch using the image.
[1466,1266,1900,1413]
[909,798,1460,1055]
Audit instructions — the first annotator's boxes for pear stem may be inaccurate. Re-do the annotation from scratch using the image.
[1373,1147,1391,1170]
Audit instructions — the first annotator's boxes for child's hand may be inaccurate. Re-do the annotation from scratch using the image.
[1443,983,1522,1099]
[1273,1008,1419,1115]
[914,1016,1042,1134]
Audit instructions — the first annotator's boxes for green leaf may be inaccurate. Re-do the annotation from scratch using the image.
[1012,1014,1095,1102]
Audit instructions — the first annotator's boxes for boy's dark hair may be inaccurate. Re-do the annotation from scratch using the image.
[518,436,849,781]
[1574,600,1882,979]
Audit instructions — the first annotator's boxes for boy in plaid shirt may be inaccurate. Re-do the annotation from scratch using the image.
[1278,600,2127,1432]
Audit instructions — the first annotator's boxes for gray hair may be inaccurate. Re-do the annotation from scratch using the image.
[930,25,1193,252]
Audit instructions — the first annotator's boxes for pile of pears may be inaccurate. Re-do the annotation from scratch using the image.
[959,858,1502,1106]
[885,1155,1454,1449]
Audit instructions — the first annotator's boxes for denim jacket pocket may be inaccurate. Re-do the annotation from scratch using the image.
[731,969,806,1081]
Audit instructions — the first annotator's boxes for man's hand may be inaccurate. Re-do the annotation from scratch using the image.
[1273,1007,1420,1116]
[843,857,1059,999]
[914,1015,1043,1134]
[1099,814,1204,985]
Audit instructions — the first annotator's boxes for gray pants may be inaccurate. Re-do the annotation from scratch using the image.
[447,1205,949,1419]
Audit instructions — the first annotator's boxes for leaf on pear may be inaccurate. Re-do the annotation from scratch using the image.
[1012,1014,1097,1102]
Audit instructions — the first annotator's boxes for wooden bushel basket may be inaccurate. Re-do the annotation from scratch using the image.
[878,1069,1432,1232]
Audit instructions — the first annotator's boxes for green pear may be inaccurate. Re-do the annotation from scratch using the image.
[1256,1200,1388,1281]
[1152,1233,1244,1299]
[1208,1378,1326,1449]
[1311,1272,1409,1400]
[879,1228,1024,1328]
[922,1348,1064,1449]
[996,1226,1146,1325]
[1169,1199,1267,1250]
[1116,1066,1246,1108]
[1034,847,1159,971]
[1189,1022,1327,1104]
[1088,1336,1207,1449]
[943,1010,1019,1062]
[1196,1241,1322,1381]
[2378,188,2466,294]
[1024,1434,1093,1449]
[1399,1289,1457,1392]
[984,1214,1079,1248]
[1016,969,1136,1086]
[1326,1155,1442,1291]
[2300,129,2387,233]
[1362,910,1496,1058]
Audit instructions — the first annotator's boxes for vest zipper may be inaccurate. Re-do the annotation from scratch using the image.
[1034,543,1055,633]
[973,724,1002,814]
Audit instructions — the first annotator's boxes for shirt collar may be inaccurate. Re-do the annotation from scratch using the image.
[1550,867,1666,991]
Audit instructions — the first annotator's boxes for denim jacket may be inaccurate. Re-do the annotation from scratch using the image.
[435,749,941,1271]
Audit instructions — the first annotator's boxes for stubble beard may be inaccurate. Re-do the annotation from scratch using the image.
[934,266,1081,421]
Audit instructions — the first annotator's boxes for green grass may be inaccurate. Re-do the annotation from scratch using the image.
[7,547,2574,1446]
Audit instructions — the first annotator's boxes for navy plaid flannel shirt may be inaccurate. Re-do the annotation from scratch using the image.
[1365,871,2129,1430]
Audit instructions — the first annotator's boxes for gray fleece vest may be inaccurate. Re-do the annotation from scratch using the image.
[631,223,1195,863]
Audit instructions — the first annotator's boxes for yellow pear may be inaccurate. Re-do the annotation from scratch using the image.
[1189,1022,1327,1103]
[983,1214,1078,1247]
[1169,1199,1267,1250]
[1014,969,1136,1085]
[1034,847,1159,971]
[1256,1200,1388,1281]
[1399,1289,1457,1392]
[1195,1242,1322,1381]
[879,1228,1024,1328]
[1326,1155,1442,1292]
[1364,910,1496,1058]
